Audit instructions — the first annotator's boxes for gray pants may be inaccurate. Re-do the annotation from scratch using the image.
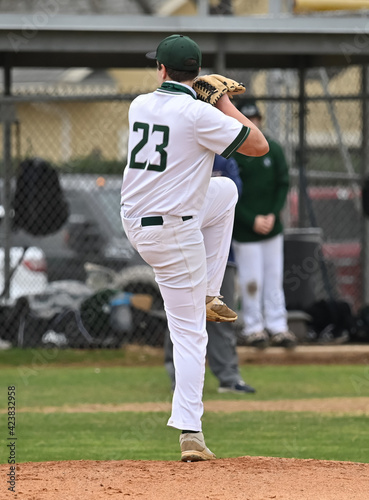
[164,264,243,389]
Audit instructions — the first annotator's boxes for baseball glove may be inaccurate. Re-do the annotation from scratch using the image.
[193,74,246,105]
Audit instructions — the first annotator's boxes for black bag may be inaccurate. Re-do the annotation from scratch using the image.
[305,299,356,344]
[8,293,128,349]
[12,157,69,236]
[79,289,133,347]
[353,305,369,342]
[3,296,52,348]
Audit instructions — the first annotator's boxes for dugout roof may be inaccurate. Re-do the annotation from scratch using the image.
[0,13,368,70]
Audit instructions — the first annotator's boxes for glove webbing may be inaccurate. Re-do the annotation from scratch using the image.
[195,80,222,102]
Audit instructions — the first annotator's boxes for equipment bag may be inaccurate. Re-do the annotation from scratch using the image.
[305,299,356,343]
[12,157,69,236]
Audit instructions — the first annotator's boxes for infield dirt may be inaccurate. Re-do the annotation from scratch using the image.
[4,454,369,500]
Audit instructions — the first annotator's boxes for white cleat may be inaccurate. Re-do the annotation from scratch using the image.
[180,432,216,462]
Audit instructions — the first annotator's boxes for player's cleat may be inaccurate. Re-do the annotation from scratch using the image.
[206,296,238,322]
[218,381,256,394]
[242,330,269,349]
[317,330,350,345]
[269,330,297,349]
[180,432,216,462]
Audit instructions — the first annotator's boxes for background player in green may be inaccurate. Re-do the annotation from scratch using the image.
[232,99,297,349]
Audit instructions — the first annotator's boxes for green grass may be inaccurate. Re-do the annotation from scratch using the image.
[1,412,368,464]
[1,364,369,409]
[1,352,369,464]
[0,347,162,368]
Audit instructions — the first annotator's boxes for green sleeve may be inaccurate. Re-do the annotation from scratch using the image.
[270,141,289,216]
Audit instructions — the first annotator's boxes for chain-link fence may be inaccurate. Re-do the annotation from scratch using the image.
[0,64,368,348]
[228,66,364,319]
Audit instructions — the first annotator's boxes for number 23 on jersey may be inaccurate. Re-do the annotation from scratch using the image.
[129,122,169,172]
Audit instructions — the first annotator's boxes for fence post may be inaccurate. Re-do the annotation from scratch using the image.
[362,65,369,306]
[1,64,15,300]
[198,0,208,16]
[298,63,307,228]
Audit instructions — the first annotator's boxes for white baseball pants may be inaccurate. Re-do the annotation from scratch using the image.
[121,177,238,431]
[233,234,288,335]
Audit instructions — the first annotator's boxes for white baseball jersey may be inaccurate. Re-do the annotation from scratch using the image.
[121,81,250,218]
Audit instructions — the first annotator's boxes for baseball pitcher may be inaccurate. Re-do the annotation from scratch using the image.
[121,34,268,461]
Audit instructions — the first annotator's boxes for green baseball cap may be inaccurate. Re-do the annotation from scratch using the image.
[146,34,202,71]
[238,98,262,118]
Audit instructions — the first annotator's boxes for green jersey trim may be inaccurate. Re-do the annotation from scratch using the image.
[156,82,197,99]
[221,126,250,158]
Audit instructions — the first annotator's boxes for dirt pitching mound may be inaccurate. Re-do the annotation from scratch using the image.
[5,456,369,500]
